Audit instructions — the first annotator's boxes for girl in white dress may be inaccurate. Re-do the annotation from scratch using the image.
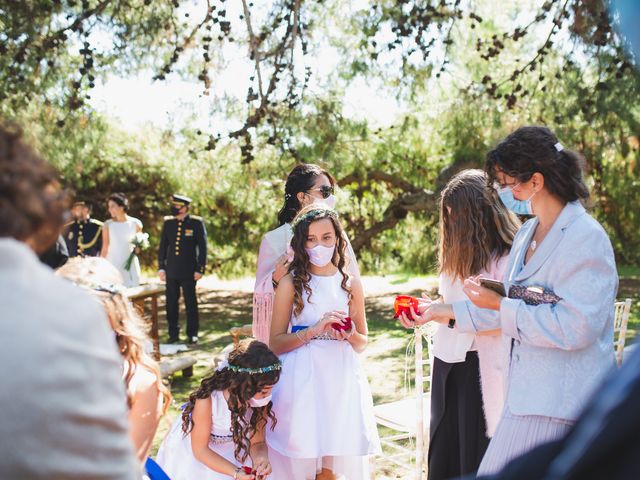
[253,163,360,345]
[268,205,380,480]
[101,192,143,287]
[156,339,281,480]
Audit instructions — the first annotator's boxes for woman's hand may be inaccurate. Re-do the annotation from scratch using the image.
[398,301,454,328]
[272,254,290,284]
[397,293,434,328]
[462,277,503,311]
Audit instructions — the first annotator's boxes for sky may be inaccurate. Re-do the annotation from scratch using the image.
[87,0,403,132]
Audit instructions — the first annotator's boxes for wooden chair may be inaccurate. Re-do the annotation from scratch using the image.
[614,299,632,366]
[373,325,432,479]
[229,324,253,346]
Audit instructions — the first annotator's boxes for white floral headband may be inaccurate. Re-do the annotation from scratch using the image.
[216,357,282,375]
[290,206,338,229]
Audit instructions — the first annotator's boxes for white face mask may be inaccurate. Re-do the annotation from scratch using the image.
[249,394,272,408]
[313,194,336,209]
[305,244,335,267]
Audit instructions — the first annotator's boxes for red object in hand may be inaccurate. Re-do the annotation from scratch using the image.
[394,295,420,319]
[242,466,256,474]
[332,316,352,331]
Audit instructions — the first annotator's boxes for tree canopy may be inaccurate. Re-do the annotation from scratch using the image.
[1,0,639,274]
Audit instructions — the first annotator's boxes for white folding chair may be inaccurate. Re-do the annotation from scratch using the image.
[373,325,433,479]
[614,299,632,366]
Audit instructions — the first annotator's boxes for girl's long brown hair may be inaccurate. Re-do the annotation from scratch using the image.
[288,205,351,317]
[439,169,520,280]
[56,257,171,414]
[182,339,281,462]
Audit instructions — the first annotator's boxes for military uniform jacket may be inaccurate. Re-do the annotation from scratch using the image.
[64,218,103,257]
[158,215,207,279]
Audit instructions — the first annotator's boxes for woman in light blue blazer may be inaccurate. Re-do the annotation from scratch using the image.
[407,126,618,474]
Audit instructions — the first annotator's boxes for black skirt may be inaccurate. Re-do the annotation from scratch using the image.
[428,351,489,480]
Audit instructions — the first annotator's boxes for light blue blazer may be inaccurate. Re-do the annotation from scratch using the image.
[453,201,618,421]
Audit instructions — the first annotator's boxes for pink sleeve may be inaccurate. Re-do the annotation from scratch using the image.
[345,236,361,280]
[252,237,279,344]
[489,253,509,282]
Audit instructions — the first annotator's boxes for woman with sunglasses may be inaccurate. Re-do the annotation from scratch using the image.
[252,163,360,344]
[406,126,618,474]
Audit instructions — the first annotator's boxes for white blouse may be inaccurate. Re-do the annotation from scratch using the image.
[432,273,477,363]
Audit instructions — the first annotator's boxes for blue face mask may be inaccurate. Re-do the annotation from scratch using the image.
[498,184,536,216]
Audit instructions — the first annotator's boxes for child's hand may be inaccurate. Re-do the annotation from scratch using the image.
[235,468,255,480]
[311,310,347,336]
[253,457,272,478]
[332,319,355,341]
[236,472,254,480]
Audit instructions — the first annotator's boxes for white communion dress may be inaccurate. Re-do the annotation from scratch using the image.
[267,271,381,479]
[156,390,246,479]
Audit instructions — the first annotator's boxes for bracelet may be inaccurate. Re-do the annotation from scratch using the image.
[233,467,241,479]
[295,329,309,345]
[272,278,279,289]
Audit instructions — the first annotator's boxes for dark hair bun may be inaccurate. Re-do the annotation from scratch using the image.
[108,192,129,212]
[485,126,589,203]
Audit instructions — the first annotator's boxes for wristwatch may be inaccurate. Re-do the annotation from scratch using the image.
[447,318,455,329]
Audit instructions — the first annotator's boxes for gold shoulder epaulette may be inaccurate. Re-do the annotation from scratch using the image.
[164,215,174,221]
[90,218,104,226]
[190,215,202,221]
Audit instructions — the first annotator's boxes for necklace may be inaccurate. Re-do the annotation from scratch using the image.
[530,239,537,251]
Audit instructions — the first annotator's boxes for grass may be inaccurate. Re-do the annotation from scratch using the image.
[150,275,438,479]
[149,269,639,478]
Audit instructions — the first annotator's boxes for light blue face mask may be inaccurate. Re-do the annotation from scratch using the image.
[498,184,536,216]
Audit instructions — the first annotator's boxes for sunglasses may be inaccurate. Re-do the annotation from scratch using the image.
[307,185,334,199]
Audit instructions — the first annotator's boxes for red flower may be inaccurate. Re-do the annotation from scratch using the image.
[332,316,352,331]
[393,295,419,318]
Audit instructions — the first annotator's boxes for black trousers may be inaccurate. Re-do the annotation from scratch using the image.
[428,351,489,480]
[165,277,199,338]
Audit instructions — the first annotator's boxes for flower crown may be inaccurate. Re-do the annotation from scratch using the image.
[226,362,282,375]
[74,280,124,295]
[290,206,338,229]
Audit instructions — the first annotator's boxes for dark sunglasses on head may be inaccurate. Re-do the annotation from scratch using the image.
[307,185,334,199]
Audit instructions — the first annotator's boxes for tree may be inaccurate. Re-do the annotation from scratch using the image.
[2,0,639,270]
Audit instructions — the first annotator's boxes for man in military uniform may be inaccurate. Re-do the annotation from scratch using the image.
[64,201,103,257]
[158,194,207,344]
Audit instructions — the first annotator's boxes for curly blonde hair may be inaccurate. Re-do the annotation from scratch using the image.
[56,257,171,414]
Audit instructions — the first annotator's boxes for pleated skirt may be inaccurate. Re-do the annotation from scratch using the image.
[477,407,574,475]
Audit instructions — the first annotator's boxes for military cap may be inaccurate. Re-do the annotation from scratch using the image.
[73,200,93,210]
[172,194,192,207]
